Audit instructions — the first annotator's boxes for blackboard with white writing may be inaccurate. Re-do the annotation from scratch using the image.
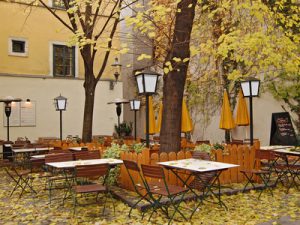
[269,112,298,146]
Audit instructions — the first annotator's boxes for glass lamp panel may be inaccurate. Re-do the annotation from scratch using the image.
[241,82,250,97]
[136,75,144,94]
[250,80,260,96]
[130,100,141,110]
[134,100,141,110]
[57,99,66,110]
[144,74,158,93]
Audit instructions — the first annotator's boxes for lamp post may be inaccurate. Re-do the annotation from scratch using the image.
[130,99,141,140]
[54,94,67,141]
[0,96,22,141]
[135,71,161,147]
[240,78,261,146]
[108,98,129,137]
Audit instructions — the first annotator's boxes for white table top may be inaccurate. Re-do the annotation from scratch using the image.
[260,146,293,150]
[4,144,12,147]
[158,158,239,173]
[31,155,46,159]
[12,147,54,153]
[274,149,300,156]
[69,147,87,151]
[46,158,123,168]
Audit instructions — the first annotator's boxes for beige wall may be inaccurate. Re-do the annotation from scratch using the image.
[0,1,119,79]
[0,75,123,142]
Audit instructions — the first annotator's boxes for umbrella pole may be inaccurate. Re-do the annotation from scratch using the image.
[145,95,150,147]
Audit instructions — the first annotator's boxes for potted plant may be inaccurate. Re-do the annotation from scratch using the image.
[114,121,133,138]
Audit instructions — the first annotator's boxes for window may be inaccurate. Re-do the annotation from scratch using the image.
[8,38,28,57]
[53,44,75,77]
[52,0,65,9]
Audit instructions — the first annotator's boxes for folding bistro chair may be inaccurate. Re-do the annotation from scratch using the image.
[123,160,162,218]
[240,149,276,199]
[189,151,225,218]
[141,164,189,225]
[45,153,74,204]
[3,161,36,198]
[72,163,114,216]
[273,152,300,192]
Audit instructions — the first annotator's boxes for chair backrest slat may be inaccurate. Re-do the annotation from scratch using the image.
[123,160,140,172]
[76,164,108,178]
[192,151,210,160]
[74,151,100,160]
[45,153,73,163]
[141,164,164,179]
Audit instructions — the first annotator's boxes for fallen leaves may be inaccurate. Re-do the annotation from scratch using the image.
[0,168,299,225]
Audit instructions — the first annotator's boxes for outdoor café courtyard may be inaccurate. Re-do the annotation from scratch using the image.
[0,140,299,225]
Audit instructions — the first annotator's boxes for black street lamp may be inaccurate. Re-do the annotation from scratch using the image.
[108,98,129,137]
[130,99,141,140]
[54,94,67,141]
[0,96,22,141]
[135,71,161,147]
[240,78,261,146]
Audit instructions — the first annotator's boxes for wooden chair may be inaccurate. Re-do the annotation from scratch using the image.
[73,151,100,160]
[123,160,161,218]
[72,164,114,215]
[141,164,189,225]
[3,160,36,198]
[240,149,276,199]
[195,140,210,145]
[45,153,74,204]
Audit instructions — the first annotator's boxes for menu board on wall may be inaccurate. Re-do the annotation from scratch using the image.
[3,101,36,127]
[20,102,36,126]
[269,112,298,146]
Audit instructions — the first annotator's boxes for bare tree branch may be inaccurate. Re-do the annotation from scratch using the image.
[38,0,75,32]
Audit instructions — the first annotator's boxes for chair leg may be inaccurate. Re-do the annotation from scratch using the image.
[73,192,77,216]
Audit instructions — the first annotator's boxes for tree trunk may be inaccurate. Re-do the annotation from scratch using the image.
[160,0,197,153]
[82,57,96,142]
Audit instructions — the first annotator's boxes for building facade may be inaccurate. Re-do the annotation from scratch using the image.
[0,1,122,142]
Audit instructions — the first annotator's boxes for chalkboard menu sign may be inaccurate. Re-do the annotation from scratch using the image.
[269,112,298,146]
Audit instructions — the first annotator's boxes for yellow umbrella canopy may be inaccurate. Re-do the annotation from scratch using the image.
[155,101,163,133]
[219,90,236,130]
[145,96,156,135]
[181,99,193,132]
[235,89,250,126]
[156,99,193,133]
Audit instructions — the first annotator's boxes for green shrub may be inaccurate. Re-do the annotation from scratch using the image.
[131,142,146,154]
[103,143,129,185]
[194,144,212,154]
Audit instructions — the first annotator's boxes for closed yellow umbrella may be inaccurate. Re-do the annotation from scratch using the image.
[155,101,163,133]
[219,90,236,130]
[145,96,156,135]
[181,98,193,132]
[235,89,250,126]
[156,99,193,133]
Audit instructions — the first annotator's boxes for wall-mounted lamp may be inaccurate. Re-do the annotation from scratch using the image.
[110,57,122,90]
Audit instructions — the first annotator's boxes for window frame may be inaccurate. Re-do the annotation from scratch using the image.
[51,0,65,9]
[8,37,28,57]
[49,42,78,78]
